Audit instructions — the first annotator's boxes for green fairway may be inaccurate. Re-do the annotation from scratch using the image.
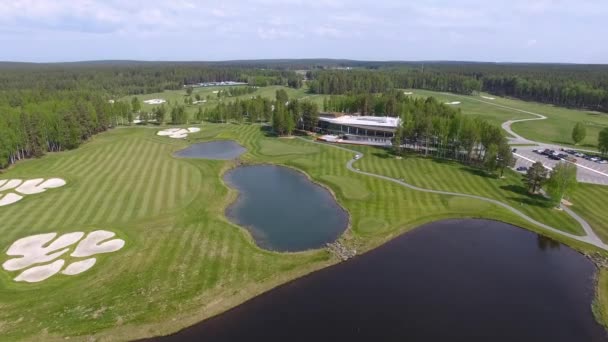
[570,183,608,243]
[352,145,584,235]
[121,85,327,122]
[406,89,608,148]
[0,124,605,340]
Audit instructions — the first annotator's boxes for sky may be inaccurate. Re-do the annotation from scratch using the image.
[0,0,607,63]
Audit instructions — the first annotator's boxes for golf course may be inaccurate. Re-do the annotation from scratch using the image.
[2,113,608,339]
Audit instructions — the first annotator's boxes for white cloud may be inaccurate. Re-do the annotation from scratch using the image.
[0,0,606,63]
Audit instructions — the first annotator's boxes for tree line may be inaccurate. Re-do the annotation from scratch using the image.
[307,66,608,112]
[323,92,514,173]
[0,64,302,98]
[0,92,114,169]
[202,89,319,135]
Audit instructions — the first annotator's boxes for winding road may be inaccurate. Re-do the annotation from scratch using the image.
[299,138,608,251]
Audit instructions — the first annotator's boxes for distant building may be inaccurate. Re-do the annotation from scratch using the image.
[317,112,400,146]
[184,81,248,88]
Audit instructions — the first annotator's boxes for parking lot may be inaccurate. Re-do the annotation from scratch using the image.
[512,146,608,185]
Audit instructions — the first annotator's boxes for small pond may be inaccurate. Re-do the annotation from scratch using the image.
[224,165,349,252]
[151,219,608,342]
[174,140,246,160]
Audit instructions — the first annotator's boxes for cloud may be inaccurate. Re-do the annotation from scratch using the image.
[0,0,606,63]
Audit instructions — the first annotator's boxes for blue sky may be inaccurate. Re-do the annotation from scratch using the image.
[0,0,606,63]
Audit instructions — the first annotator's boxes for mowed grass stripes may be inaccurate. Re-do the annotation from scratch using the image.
[353,145,584,235]
[0,124,601,341]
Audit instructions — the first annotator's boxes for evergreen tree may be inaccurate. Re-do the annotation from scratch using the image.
[525,161,548,193]
[572,122,587,145]
[546,162,578,206]
[599,128,608,156]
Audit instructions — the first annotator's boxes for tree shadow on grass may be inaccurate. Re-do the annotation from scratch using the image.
[259,125,277,138]
[372,152,391,159]
[459,166,498,179]
[501,184,553,208]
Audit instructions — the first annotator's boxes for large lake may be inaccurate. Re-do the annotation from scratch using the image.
[224,165,349,251]
[152,219,607,342]
[174,140,246,160]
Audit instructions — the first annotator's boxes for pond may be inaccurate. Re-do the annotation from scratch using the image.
[151,219,608,342]
[173,140,246,160]
[224,165,349,252]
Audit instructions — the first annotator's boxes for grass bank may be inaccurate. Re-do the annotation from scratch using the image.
[0,123,606,340]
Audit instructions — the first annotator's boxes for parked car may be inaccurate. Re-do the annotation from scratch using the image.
[590,157,601,162]
[598,160,608,164]
[575,152,585,158]
[549,154,561,160]
[516,166,528,172]
[557,153,568,159]
[565,149,576,154]
[512,148,517,153]
[534,149,544,154]
[542,149,552,156]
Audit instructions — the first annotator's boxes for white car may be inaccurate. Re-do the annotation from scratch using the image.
[598,160,608,164]
[590,157,600,162]
[354,155,361,160]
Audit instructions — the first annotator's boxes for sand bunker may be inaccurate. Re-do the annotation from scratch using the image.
[15,259,65,283]
[0,178,66,207]
[157,127,201,139]
[143,99,166,105]
[0,193,23,206]
[481,96,496,100]
[0,179,23,192]
[403,92,413,95]
[16,178,66,195]
[62,258,97,275]
[445,101,461,105]
[3,232,84,271]
[2,230,125,283]
[71,230,125,257]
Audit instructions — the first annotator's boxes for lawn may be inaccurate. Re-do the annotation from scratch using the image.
[351,145,584,236]
[0,124,605,340]
[570,183,608,243]
[121,85,327,122]
[405,89,608,148]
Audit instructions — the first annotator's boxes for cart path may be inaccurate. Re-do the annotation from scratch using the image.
[299,137,608,251]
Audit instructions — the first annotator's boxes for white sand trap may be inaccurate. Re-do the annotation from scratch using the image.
[445,101,461,105]
[14,178,44,194]
[0,179,22,192]
[157,128,182,136]
[0,193,23,207]
[15,259,65,283]
[71,230,125,258]
[3,232,84,271]
[403,92,413,95]
[0,180,6,187]
[481,96,496,100]
[143,99,166,105]
[212,91,219,94]
[158,128,200,139]
[62,258,97,275]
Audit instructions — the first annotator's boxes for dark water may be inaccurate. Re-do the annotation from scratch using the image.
[152,219,607,342]
[224,165,349,252]
[174,140,246,160]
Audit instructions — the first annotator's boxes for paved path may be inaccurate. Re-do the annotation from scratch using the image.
[299,137,608,251]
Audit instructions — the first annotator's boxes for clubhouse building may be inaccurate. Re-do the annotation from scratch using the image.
[316,112,400,146]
